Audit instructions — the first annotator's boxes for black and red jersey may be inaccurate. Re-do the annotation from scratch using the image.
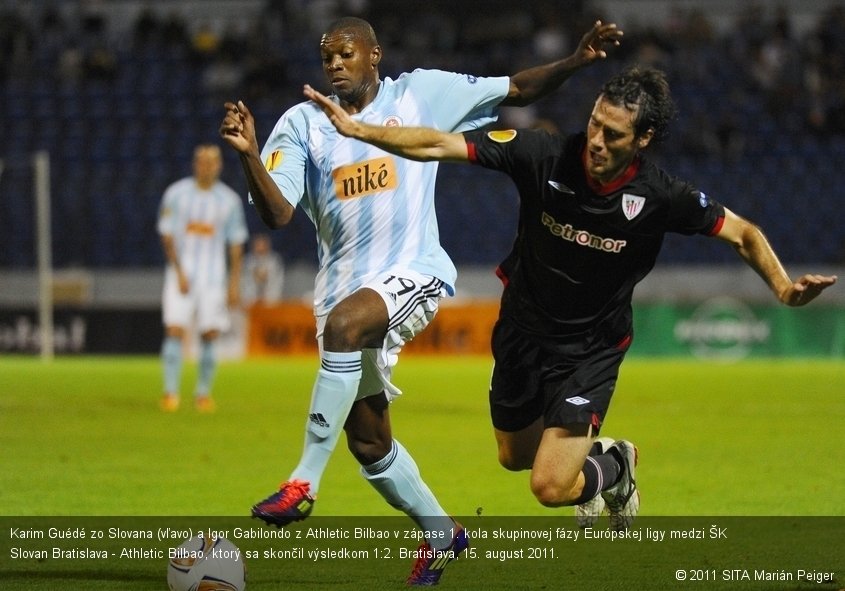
[464,129,725,342]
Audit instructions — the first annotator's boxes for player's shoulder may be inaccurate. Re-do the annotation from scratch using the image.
[163,176,194,196]
[214,181,243,201]
[628,158,703,204]
[290,98,323,118]
[396,68,484,87]
[641,159,692,191]
[272,99,323,133]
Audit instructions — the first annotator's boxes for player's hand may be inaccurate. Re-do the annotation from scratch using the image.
[781,274,837,306]
[177,270,190,295]
[227,284,241,308]
[303,84,359,138]
[576,20,623,64]
[220,100,257,154]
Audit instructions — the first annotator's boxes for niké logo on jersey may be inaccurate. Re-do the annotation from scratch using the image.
[332,156,398,200]
[185,221,215,236]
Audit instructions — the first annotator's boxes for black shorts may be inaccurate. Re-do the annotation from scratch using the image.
[489,317,631,433]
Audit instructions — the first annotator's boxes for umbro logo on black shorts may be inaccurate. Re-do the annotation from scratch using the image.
[565,396,590,406]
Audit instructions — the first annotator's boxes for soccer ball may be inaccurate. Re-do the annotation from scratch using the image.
[167,534,246,591]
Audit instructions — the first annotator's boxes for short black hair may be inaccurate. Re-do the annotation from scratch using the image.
[600,66,677,141]
[323,16,379,47]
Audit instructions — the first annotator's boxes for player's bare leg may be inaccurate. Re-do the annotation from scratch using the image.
[494,417,544,471]
[345,391,393,465]
[252,289,384,526]
[529,424,593,506]
[348,389,465,584]
[496,421,637,528]
[344,338,465,584]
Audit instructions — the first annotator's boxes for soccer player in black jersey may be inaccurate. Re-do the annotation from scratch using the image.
[304,66,837,530]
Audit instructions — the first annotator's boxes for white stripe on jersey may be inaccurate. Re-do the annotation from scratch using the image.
[157,178,248,289]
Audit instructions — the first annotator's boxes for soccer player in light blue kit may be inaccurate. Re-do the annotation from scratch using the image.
[158,144,248,413]
[220,17,622,585]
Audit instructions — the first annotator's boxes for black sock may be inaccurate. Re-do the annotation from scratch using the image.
[573,453,621,504]
[607,445,626,486]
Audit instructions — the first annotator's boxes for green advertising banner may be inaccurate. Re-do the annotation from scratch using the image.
[631,299,845,358]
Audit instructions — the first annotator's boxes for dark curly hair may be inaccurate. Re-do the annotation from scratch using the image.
[600,66,677,142]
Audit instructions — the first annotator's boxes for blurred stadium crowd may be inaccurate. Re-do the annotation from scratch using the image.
[2,0,845,269]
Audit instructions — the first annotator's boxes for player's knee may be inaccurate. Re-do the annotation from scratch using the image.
[324,311,366,350]
[346,433,392,466]
[498,448,532,472]
[530,475,578,507]
[165,326,185,339]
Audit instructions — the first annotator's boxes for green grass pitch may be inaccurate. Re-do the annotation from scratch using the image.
[1,355,843,590]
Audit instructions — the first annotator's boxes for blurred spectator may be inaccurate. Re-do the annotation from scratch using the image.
[747,7,802,125]
[83,45,118,81]
[242,53,290,103]
[531,2,569,61]
[0,7,34,79]
[132,8,161,47]
[57,41,84,82]
[203,53,243,98]
[804,5,845,136]
[38,6,68,60]
[161,11,190,48]
[192,22,220,58]
[242,234,285,305]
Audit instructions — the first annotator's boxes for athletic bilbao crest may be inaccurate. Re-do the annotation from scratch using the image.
[622,193,645,220]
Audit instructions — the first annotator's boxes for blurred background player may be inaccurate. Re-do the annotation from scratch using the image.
[220,15,622,586]
[157,144,248,412]
[241,233,285,306]
[304,64,837,531]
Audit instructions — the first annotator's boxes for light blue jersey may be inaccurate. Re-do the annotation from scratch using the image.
[259,69,509,315]
[158,178,248,289]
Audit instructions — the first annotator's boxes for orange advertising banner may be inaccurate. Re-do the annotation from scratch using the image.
[246,302,318,356]
[246,300,500,357]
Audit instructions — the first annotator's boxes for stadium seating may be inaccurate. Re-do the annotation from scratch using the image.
[1,5,842,269]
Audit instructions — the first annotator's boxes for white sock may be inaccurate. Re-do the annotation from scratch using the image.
[195,338,216,397]
[289,350,362,494]
[361,440,455,550]
[161,336,182,394]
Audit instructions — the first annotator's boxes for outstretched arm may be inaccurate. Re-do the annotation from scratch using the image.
[715,208,837,306]
[303,85,470,162]
[503,20,623,107]
[219,101,294,229]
